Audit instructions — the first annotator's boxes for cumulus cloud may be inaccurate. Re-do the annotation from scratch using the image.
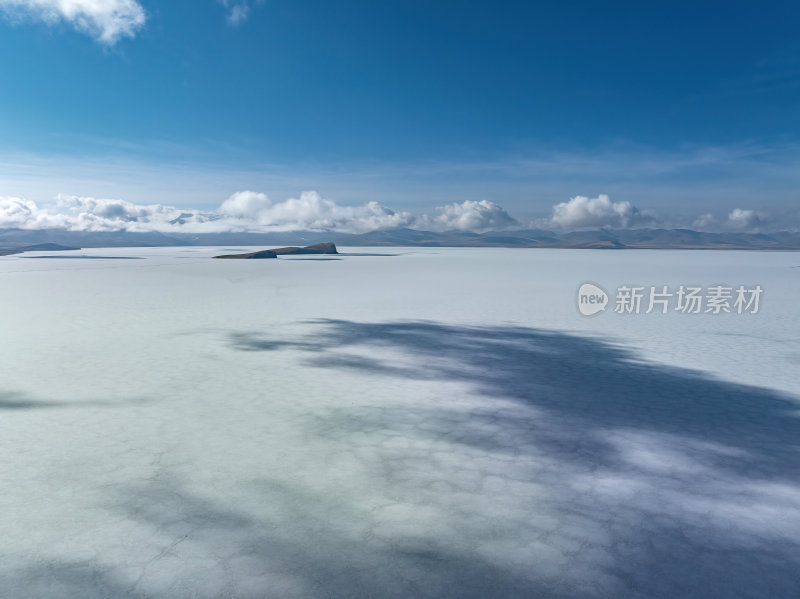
[55,194,210,231]
[0,192,522,234]
[1,195,207,232]
[0,196,59,229]
[218,190,272,219]
[419,200,520,232]
[724,208,767,232]
[217,190,415,233]
[549,194,647,229]
[0,0,146,44]
[1,192,794,236]
[0,191,417,234]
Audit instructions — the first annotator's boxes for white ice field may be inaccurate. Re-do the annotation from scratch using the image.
[1,246,799,598]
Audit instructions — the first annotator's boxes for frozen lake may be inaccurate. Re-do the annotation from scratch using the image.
[1,247,799,598]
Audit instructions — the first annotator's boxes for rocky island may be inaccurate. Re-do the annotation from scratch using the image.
[213,249,278,259]
[272,242,338,255]
[214,242,338,259]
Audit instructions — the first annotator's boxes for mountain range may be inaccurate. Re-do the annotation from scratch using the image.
[2,227,800,250]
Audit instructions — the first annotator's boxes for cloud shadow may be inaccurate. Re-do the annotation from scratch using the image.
[5,321,800,597]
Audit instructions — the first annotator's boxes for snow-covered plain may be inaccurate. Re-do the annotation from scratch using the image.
[1,247,799,598]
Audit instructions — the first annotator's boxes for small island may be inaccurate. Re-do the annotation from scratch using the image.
[214,242,338,259]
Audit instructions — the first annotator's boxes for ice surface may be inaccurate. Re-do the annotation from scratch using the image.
[1,247,799,597]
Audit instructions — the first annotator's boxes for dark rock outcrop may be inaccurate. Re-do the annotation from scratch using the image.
[214,243,337,259]
[213,250,278,259]
[271,242,338,255]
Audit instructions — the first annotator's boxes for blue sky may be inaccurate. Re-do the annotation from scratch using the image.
[0,0,798,232]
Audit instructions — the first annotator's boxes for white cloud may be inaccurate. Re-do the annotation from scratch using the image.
[55,194,208,231]
[218,190,415,233]
[549,194,646,229]
[1,191,517,234]
[0,0,146,44]
[218,0,261,24]
[0,196,50,228]
[0,191,417,234]
[419,200,520,232]
[1,195,211,232]
[218,190,272,218]
[689,209,776,233]
[724,208,766,232]
[692,213,716,230]
[5,191,784,236]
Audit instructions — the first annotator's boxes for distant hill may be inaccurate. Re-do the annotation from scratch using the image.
[2,227,800,250]
[0,228,186,249]
[329,228,800,249]
[0,242,80,256]
[17,243,80,252]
